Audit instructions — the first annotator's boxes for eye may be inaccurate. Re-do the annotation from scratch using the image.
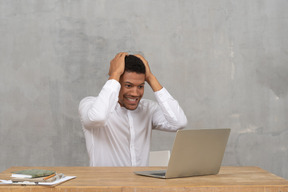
[125,84,132,88]
[138,85,144,89]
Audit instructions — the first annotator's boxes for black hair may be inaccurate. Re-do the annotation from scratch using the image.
[124,55,146,74]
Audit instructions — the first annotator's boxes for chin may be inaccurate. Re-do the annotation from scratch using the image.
[127,106,138,110]
[125,104,138,110]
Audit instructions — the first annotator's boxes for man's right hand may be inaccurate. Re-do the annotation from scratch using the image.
[108,52,128,82]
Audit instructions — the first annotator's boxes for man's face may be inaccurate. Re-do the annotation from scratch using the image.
[118,71,145,110]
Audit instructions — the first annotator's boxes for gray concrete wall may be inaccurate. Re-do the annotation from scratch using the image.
[1,0,287,179]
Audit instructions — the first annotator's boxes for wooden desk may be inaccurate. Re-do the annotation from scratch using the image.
[0,166,288,192]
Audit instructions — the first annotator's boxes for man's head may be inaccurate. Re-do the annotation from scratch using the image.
[124,55,146,74]
[118,55,146,110]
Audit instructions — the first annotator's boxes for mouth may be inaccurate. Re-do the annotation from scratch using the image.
[125,97,139,104]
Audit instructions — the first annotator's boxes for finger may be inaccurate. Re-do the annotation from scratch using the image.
[134,54,142,59]
[117,52,128,57]
[120,52,128,58]
[113,52,122,59]
[111,52,127,63]
[135,54,148,65]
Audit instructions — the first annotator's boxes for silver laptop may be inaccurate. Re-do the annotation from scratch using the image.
[134,128,230,179]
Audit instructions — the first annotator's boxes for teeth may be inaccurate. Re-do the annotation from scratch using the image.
[127,98,136,101]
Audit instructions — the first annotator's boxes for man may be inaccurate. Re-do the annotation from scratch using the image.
[79,52,187,166]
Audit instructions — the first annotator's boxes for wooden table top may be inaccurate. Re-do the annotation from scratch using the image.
[1,166,288,192]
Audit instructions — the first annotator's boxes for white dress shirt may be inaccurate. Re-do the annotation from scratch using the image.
[79,79,187,166]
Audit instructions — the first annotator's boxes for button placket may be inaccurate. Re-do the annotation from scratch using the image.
[127,111,136,166]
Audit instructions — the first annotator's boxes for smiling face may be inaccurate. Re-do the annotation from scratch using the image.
[118,71,145,110]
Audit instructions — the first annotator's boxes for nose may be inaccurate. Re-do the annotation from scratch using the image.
[130,87,140,96]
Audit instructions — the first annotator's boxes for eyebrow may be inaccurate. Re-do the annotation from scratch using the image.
[124,81,145,85]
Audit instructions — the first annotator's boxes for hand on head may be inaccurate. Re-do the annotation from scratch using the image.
[109,52,161,91]
[109,52,151,81]
[134,54,152,81]
[109,52,128,81]
[134,54,162,92]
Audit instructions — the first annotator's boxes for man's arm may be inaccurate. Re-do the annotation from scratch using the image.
[135,54,187,131]
[134,54,162,92]
[79,80,120,129]
[79,52,127,129]
[152,88,188,131]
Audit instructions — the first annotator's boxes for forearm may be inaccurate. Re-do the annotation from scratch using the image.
[146,74,163,92]
[108,72,121,82]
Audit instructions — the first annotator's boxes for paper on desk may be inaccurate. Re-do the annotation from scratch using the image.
[0,175,76,186]
[0,180,11,184]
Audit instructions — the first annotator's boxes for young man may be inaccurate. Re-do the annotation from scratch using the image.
[79,52,187,166]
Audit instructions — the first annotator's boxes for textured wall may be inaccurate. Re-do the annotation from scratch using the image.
[0,0,287,179]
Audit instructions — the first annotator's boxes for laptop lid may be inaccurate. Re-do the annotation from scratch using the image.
[134,128,231,179]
